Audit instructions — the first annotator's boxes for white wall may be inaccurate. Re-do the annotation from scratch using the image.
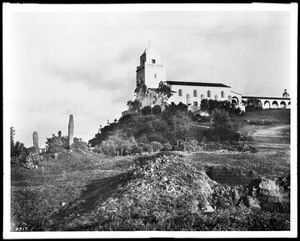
[144,64,166,89]
[168,84,232,106]
[136,47,167,89]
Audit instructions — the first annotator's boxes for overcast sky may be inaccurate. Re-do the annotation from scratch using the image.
[4,4,294,147]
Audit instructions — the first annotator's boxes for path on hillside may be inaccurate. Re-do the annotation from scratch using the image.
[246,124,290,152]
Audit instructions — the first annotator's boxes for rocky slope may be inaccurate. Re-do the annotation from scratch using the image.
[48,154,290,231]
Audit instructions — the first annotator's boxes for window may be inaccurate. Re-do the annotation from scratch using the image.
[154,73,157,78]
[221,91,224,98]
[152,59,156,64]
[228,95,232,101]
[186,94,191,105]
[207,90,211,98]
[193,89,197,97]
[194,101,198,106]
[178,89,183,96]
[215,95,218,100]
[201,94,204,100]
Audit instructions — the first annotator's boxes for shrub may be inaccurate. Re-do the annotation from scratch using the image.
[93,146,103,154]
[72,138,88,151]
[138,135,150,144]
[99,130,138,156]
[10,127,27,164]
[131,145,143,155]
[209,109,236,141]
[162,142,173,151]
[234,107,242,115]
[150,141,163,152]
[182,140,201,152]
[23,150,41,169]
[152,105,162,115]
[141,106,152,115]
[139,143,154,153]
[46,135,68,153]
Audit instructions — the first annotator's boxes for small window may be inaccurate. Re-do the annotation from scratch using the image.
[178,89,183,97]
[186,94,191,105]
[152,59,156,64]
[221,91,224,98]
[207,90,211,98]
[154,73,157,78]
[193,89,197,97]
[194,101,198,106]
[215,95,218,100]
[201,94,204,100]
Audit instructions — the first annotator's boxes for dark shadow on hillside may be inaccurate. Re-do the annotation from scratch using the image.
[48,171,133,230]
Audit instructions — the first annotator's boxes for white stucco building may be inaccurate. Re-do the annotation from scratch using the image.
[166,81,238,112]
[136,45,167,91]
[134,44,241,111]
[123,44,290,116]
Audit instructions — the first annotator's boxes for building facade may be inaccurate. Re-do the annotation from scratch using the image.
[136,46,166,90]
[126,45,290,116]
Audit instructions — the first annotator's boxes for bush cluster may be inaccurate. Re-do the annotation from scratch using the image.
[46,133,88,154]
[93,130,171,156]
[10,127,27,164]
[89,102,248,155]
[46,134,68,153]
[22,148,42,169]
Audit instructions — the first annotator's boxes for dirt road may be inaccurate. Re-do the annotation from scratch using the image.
[247,124,290,151]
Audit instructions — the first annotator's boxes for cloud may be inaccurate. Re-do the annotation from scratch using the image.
[6,8,292,147]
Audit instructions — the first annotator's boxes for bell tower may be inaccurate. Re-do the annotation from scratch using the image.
[136,42,167,89]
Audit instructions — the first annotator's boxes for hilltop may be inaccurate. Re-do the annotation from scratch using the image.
[10,108,291,231]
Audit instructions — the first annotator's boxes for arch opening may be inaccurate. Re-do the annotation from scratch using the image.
[207,90,211,98]
[280,101,286,109]
[232,96,239,105]
[221,91,225,98]
[264,101,270,109]
[186,94,191,105]
[272,101,278,109]
[178,89,183,97]
[193,89,197,97]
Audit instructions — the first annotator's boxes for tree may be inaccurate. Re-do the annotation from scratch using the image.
[210,109,235,141]
[127,99,142,114]
[46,134,69,153]
[134,83,149,103]
[10,127,15,151]
[10,127,27,163]
[141,105,152,115]
[100,129,138,156]
[152,105,161,115]
[200,99,209,112]
[245,97,263,111]
[161,102,188,119]
[155,81,173,110]
[72,138,88,151]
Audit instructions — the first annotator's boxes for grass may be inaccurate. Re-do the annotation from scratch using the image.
[11,150,290,231]
[10,109,291,232]
[11,151,134,231]
[188,151,290,182]
[231,109,290,137]
[231,109,290,125]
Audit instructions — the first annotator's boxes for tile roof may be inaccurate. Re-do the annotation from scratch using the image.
[166,81,230,88]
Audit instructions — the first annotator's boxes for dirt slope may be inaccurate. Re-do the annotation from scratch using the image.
[247,124,290,151]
